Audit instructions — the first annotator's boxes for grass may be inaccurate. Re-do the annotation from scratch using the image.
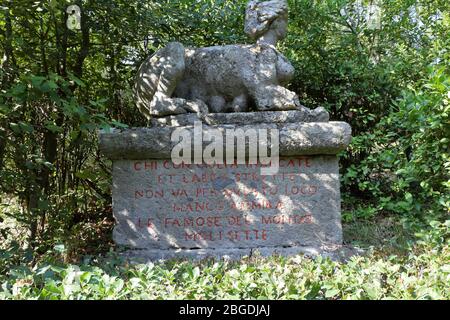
[0,216,448,300]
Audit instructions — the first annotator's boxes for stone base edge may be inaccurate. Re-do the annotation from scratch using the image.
[117,245,363,263]
[99,121,352,159]
[150,109,330,127]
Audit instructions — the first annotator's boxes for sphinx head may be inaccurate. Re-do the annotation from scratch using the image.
[244,0,288,46]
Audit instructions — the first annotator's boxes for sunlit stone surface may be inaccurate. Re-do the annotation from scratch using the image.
[100,122,351,261]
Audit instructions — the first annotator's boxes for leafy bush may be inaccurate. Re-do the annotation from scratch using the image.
[1,219,448,300]
[341,46,449,219]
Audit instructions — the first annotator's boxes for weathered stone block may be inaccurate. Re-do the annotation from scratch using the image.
[113,155,341,248]
[99,121,351,261]
[99,121,351,160]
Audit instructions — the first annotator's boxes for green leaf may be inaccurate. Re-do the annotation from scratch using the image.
[324,288,340,298]
[68,72,85,87]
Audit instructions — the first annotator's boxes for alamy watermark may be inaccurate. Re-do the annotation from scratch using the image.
[66,5,81,31]
[171,121,280,175]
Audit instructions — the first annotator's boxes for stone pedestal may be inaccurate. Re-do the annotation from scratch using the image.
[99,111,351,261]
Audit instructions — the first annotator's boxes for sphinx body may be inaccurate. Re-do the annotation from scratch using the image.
[134,0,303,119]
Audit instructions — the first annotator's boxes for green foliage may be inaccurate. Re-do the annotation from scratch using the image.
[396,65,450,214]
[0,220,448,300]
[283,0,450,220]
[342,50,449,219]
[0,0,449,300]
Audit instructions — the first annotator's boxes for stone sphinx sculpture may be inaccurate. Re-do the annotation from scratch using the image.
[99,0,353,262]
[134,0,304,118]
